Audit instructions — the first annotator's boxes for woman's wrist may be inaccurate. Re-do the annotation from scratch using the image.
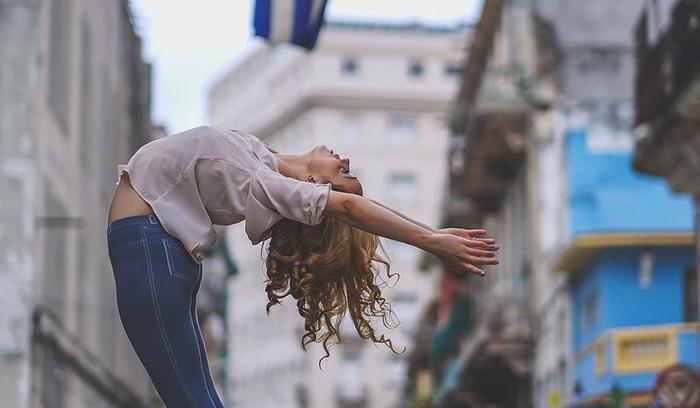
[415,231,439,253]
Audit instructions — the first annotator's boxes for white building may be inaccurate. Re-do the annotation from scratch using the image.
[208,21,468,408]
[0,0,159,407]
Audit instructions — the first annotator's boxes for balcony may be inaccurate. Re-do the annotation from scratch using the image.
[573,323,700,405]
[449,68,528,215]
[633,0,700,193]
[635,0,700,126]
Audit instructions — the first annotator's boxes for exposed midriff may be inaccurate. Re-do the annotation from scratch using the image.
[107,172,155,224]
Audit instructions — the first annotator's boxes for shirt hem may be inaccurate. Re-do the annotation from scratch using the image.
[117,166,205,264]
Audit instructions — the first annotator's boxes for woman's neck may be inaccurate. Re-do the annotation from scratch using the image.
[272,153,311,182]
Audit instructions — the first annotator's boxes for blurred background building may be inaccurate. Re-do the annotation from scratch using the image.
[208,20,470,408]
[0,0,158,406]
[407,0,700,407]
[0,0,236,407]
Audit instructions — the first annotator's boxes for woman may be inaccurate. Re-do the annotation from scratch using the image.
[106,125,498,407]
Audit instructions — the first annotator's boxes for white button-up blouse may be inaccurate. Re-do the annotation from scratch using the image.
[114,125,332,263]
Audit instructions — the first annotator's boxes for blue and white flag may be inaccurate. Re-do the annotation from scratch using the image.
[253,0,329,50]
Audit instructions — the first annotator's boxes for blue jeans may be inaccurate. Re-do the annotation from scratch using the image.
[106,214,224,408]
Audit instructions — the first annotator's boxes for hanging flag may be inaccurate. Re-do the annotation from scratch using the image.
[253,0,330,50]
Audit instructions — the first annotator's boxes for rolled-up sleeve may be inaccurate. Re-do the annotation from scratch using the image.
[244,167,331,244]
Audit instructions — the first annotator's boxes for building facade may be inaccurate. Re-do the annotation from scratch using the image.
[0,0,158,406]
[632,0,700,390]
[554,129,696,407]
[207,21,469,408]
[410,0,699,407]
[425,1,535,406]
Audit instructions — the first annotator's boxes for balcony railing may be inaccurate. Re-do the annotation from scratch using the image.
[446,67,528,216]
[635,0,700,126]
[575,323,700,383]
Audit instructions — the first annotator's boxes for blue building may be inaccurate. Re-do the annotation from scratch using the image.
[552,129,698,407]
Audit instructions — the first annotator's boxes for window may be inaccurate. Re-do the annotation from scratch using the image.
[444,63,463,78]
[581,292,599,333]
[614,329,676,373]
[408,59,425,78]
[342,114,360,144]
[341,57,359,75]
[387,173,417,205]
[388,116,417,145]
[638,252,654,288]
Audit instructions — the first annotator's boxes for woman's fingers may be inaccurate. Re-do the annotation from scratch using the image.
[465,239,489,248]
[435,232,499,277]
[463,237,498,249]
[438,229,500,251]
[461,263,485,276]
[461,245,499,265]
[464,247,496,258]
[468,255,499,265]
[439,228,490,239]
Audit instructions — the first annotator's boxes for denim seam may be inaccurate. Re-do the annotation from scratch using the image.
[109,238,146,252]
[108,223,142,235]
[142,226,199,407]
[163,239,196,282]
[187,263,218,407]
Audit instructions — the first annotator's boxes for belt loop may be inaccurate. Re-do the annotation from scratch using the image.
[107,223,112,234]
[149,214,158,224]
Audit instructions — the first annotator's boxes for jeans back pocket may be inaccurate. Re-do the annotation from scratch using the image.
[162,238,200,283]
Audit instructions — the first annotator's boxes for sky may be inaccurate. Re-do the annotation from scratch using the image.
[129,0,483,133]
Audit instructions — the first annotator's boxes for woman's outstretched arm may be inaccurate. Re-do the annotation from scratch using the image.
[366,198,497,247]
[366,198,436,233]
[324,191,498,276]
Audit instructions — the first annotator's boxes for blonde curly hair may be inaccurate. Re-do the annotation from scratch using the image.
[263,216,405,366]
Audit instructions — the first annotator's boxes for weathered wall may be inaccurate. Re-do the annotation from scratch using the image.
[535,0,642,103]
[0,0,157,406]
[0,1,41,406]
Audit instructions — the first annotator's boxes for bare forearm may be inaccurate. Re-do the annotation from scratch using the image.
[335,197,436,252]
[324,192,499,276]
[367,198,435,233]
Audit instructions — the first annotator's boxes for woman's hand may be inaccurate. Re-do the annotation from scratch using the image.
[324,193,498,276]
[436,228,499,250]
[427,230,499,277]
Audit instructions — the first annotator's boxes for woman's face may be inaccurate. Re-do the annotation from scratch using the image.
[309,145,363,195]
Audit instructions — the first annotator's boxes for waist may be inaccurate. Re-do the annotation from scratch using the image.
[108,174,155,223]
[107,214,164,235]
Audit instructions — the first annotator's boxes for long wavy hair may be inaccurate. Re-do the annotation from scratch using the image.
[264,216,405,366]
